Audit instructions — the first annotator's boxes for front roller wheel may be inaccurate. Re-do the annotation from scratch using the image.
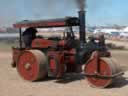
[84,57,121,88]
[17,50,47,81]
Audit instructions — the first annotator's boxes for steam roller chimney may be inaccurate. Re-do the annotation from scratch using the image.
[79,10,86,48]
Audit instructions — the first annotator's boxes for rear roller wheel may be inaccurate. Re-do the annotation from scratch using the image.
[85,57,121,88]
[47,51,65,78]
[17,50,47,81]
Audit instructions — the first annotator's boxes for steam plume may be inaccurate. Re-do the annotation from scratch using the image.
[75,0,85,11]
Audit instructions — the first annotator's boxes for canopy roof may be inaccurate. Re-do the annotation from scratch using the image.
[13,17,79,28]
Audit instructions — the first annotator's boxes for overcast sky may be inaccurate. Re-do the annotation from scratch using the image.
[0,0,128,27]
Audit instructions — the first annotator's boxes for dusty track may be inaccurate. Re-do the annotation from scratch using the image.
[0,50,128,96]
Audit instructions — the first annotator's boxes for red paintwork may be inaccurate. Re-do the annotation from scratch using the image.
[31,39,57,48]
[56,53,65,78]
[85,52,112,88]
[47,22,65,26]
[63,49,77,72]
[48,53,59,76]
[68,49,76,64]
[47,51,65,78]
[14,22,65,28]
[17,50,47,81]
[50,59,57,73]
[17,51,39,81]
[58,40,66,47]
[47,48,77,78]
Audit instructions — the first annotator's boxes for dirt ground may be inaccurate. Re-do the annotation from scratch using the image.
[106,40,128,49]
[0,50,128,96]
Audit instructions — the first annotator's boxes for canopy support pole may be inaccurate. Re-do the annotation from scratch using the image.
[19,28,22,49]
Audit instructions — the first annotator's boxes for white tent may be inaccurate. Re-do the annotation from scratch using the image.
[122,27,128,32]
[94,28,120,34]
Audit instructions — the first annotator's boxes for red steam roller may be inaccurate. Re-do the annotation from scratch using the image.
[11,10,124,88]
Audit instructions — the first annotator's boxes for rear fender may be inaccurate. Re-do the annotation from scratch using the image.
[11,47,24,67]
